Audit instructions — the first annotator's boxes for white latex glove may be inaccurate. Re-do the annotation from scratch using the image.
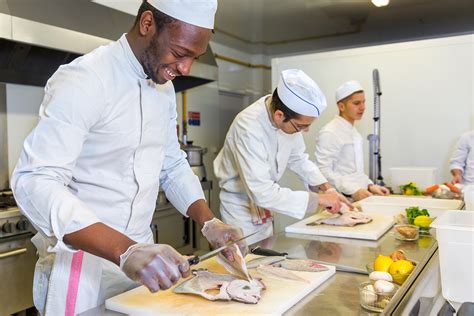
[316,192,342,214]
[201,218,248,261]
[120,243,190,293]
[325,188,354,209]
[368,185,390,196]
[352,188,373,201]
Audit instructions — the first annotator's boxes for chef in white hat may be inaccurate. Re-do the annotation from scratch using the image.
[214,69,352,244]
[12,1,247,314]
[315,80,390,201]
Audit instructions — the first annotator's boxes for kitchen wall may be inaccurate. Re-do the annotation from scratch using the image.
[272,34,474,232]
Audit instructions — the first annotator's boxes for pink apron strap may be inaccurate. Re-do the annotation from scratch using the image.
[65,251,84,316]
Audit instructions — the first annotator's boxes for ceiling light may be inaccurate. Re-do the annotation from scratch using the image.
[371,0,390,7]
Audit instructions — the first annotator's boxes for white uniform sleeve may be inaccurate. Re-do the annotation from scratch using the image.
[11,65,104,253]
[449,134,469,172]
[286,134,327,186]
[315,130,361,195]
[233,132,309,219]
[159,105,204,216]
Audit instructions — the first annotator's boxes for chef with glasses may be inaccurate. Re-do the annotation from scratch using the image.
[214,69,352,244]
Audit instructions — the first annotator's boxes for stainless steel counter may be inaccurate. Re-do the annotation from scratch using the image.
[81,227,438,315]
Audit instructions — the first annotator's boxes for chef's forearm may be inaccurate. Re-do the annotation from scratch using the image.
[186,199,214,227]
[63,222,136,266]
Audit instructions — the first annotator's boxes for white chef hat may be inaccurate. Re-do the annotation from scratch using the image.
[277,69,327,117]
[335,80,364,102]
[148,0,218,29]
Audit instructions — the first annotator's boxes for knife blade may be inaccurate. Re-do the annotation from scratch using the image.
[250,246,368,275]
[188,231,257,266]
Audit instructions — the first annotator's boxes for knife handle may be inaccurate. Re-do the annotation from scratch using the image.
[188,256,200,266]
[250,246,288,257]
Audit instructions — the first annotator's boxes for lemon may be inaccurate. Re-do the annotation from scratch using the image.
[404,188,414,195]
[414,215,432,229]
[389,259,414,284]
[374,255,394,272]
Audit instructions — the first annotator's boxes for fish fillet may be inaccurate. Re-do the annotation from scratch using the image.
[276,259,329,272]
[173,270,264,304]
[246,256,286,269]
[255,265,309,283]
[216,243,252,281]
[308,211,372,227]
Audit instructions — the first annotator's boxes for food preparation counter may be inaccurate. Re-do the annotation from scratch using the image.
[80,227,438,315]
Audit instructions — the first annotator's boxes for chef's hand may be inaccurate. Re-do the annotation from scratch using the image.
[325,188,354,210]
[201,218,248,261]
[120,243,190,293]
[317,192,342,214]
[368,184,390,196]
[352,188,373,201]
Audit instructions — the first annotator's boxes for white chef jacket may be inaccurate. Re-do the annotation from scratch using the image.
[315,115,373,195]
[449,131,474,185]
[213,96,327,243]
[11,34,204,315]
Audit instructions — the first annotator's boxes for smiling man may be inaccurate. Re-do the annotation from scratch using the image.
[214,69,351,244]
[315,80,390,201]
[11,1,247,315]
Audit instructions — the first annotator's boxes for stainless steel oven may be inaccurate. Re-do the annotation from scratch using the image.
[0,191,37,315]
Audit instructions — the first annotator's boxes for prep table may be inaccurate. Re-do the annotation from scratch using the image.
[80,225,442,315]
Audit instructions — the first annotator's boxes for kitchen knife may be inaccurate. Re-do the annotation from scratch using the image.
[250,246,368,275]
[188,231,257,265]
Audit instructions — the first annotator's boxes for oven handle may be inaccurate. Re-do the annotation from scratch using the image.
[0,247,27,259]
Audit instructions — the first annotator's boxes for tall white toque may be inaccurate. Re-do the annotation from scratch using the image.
[277,69,327,117]
[148,0,218,29]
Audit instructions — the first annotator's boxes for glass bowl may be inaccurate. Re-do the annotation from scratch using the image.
[359,281,400,312]
[394,224,419,241]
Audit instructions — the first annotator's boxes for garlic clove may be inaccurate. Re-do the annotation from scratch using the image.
[369,271,393,282]
[374,280,395,294]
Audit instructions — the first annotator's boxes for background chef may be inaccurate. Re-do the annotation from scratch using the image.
[315,80,390,201]
[449,130,474,185]
[214,69,351,244]
[11,1,246,314]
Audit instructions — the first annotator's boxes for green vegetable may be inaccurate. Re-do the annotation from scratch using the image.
[400,182,423,196]
[405,206,430,224]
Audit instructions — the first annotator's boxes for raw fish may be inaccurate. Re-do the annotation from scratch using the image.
[308,211,372,227]
[173,270,264,304]
[246,256,286,269]
[276,259,329,272]
[216,244,252,281]
[255,265,309,283]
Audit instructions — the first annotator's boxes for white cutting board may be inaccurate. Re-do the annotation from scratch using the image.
[285,212,394,240]
[105,254,335,315]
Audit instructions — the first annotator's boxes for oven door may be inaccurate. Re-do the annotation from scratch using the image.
[151,205,196,255]
[0,233,37,315]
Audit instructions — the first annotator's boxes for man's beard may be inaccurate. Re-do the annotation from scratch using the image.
[141,36,165,84]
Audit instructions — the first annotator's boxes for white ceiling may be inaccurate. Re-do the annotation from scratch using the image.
[214,0,474,56]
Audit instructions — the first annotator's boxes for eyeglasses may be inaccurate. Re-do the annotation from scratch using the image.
[288,119,310,132]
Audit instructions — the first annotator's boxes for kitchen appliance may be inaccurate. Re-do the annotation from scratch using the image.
[367,69,385,186]
[182,142,208,181]
[0,190,37,315]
